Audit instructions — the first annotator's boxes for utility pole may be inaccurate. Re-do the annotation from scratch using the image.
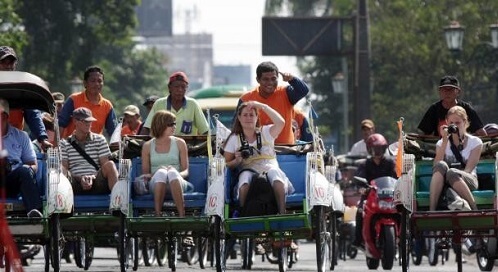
[354,0,371,142]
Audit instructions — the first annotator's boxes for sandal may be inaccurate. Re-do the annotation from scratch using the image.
[182,236,195,248]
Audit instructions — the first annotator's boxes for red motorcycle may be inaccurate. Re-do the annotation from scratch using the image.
[357,176,400,270]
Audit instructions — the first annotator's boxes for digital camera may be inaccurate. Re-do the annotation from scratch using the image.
[447,124,458,134]
[239,142,254,159]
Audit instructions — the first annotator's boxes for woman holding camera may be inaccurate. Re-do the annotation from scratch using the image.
[429,105,483,211]
[224,101,293,214]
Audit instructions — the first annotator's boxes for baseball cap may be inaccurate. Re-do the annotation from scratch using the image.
[0,98,9,115]
[123,105,140,116]
[439,75,460,89]
[361,119,375,129]
[0,46,17,61]
[142,95,159,106]
[72,107,97,122]
[168,71,189,85]
[52,92,65,104]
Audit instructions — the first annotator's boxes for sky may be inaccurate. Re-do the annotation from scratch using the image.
[172,0,301,85]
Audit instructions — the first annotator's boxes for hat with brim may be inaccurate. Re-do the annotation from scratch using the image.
[73,107,97,122]
[123,105,140,116]
[0,46,17,61]
[439,75,460,89]
[142,95,159,106]
[52,92,65,104]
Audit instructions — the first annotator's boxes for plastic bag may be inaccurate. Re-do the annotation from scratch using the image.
[133,174,149,195]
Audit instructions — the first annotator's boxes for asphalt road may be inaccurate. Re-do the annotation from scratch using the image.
[22,239,494,272]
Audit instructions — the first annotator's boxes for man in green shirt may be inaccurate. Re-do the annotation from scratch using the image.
[140,71,209,136]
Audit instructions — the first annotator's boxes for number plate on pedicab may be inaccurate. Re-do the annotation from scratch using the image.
[309,171,331,207]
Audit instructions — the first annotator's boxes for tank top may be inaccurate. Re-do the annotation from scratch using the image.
[150,138,180,174]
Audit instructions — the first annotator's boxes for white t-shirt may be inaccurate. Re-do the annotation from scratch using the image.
[349,140,368,156]
[436,134,482,174]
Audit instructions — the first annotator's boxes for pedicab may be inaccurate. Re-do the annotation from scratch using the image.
[0,71,74,272]
[395,121,498,272]
[205,107,345,272]
[125,113,215,271]
[59,116,133,272]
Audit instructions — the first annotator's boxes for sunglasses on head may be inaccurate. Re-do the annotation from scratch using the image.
[167,122,176,127]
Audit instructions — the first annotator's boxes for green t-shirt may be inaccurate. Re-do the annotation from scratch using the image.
[144,96,209,136]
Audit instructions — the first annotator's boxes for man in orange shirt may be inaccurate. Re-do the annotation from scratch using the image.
[58,66,116,139]
[238,62,309,144]
[121,105,142,136]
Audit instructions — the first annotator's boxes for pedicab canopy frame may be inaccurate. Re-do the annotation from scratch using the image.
[0,71,55,114]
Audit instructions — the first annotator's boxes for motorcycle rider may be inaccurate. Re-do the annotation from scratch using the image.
[352,133,397,248]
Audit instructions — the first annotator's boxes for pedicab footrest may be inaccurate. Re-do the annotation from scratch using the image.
[411,209,498,232]
[127,216,210,233]
[225,213,310,234]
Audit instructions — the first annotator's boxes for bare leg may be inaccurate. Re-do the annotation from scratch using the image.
[238,184,249,207]
[154,182,167,216]
[450,180,477,210]
[429,171,445,211]
[170,179,185,217]
[102,161,119,190]
[273,180,286,214]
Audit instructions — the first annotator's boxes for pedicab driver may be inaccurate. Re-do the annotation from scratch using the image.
[61,107,118,194]
[352,133,396,248]
[0,99,42,217]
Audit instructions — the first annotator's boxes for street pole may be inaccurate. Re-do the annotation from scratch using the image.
[354,0,371,142]
[341,58,349,153]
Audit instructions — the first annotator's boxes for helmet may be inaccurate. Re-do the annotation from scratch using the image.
[366,133,388,156]
[484,123,498,136]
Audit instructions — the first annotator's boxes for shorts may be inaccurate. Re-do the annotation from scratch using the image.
[235,166,294,199]
[71,169,111,195]
[149,167,188,193]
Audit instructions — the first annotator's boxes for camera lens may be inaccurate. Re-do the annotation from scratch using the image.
[447,124,458,134]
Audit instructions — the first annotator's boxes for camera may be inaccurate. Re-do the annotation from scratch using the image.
[447,124,458,134]
[239,142,254,159]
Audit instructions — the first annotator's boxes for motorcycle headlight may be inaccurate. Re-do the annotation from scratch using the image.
[378,199,394,210]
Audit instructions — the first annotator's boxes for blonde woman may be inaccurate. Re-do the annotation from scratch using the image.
[141,110,189,217]
[429,105,483,212]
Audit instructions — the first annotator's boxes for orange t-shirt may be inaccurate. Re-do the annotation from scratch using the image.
[61,91,114,138]
[121,121,142,136]
[240,86,295,144]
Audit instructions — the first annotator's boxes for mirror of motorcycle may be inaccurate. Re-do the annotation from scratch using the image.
[353,176,368,185]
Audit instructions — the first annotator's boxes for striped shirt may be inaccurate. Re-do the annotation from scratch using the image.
[61,133,111,176]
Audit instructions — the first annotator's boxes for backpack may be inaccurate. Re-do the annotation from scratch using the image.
[240,170,279,217]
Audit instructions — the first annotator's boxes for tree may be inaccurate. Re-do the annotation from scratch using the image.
[1,0,169,117]
[265,0,498,151]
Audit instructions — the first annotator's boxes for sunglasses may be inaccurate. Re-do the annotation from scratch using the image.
[77,119,92,124]
[167,122,176,127]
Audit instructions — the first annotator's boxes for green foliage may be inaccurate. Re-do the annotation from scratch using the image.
[267,0,498,150]
[0,0,27,51]
[0,0,168,119]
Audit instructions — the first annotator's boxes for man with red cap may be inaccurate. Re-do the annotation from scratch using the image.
[140,71,208,136]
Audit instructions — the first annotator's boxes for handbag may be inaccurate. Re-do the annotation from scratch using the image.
[133,174,150,195]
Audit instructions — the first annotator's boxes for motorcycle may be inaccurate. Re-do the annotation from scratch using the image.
[356,176,400,270]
